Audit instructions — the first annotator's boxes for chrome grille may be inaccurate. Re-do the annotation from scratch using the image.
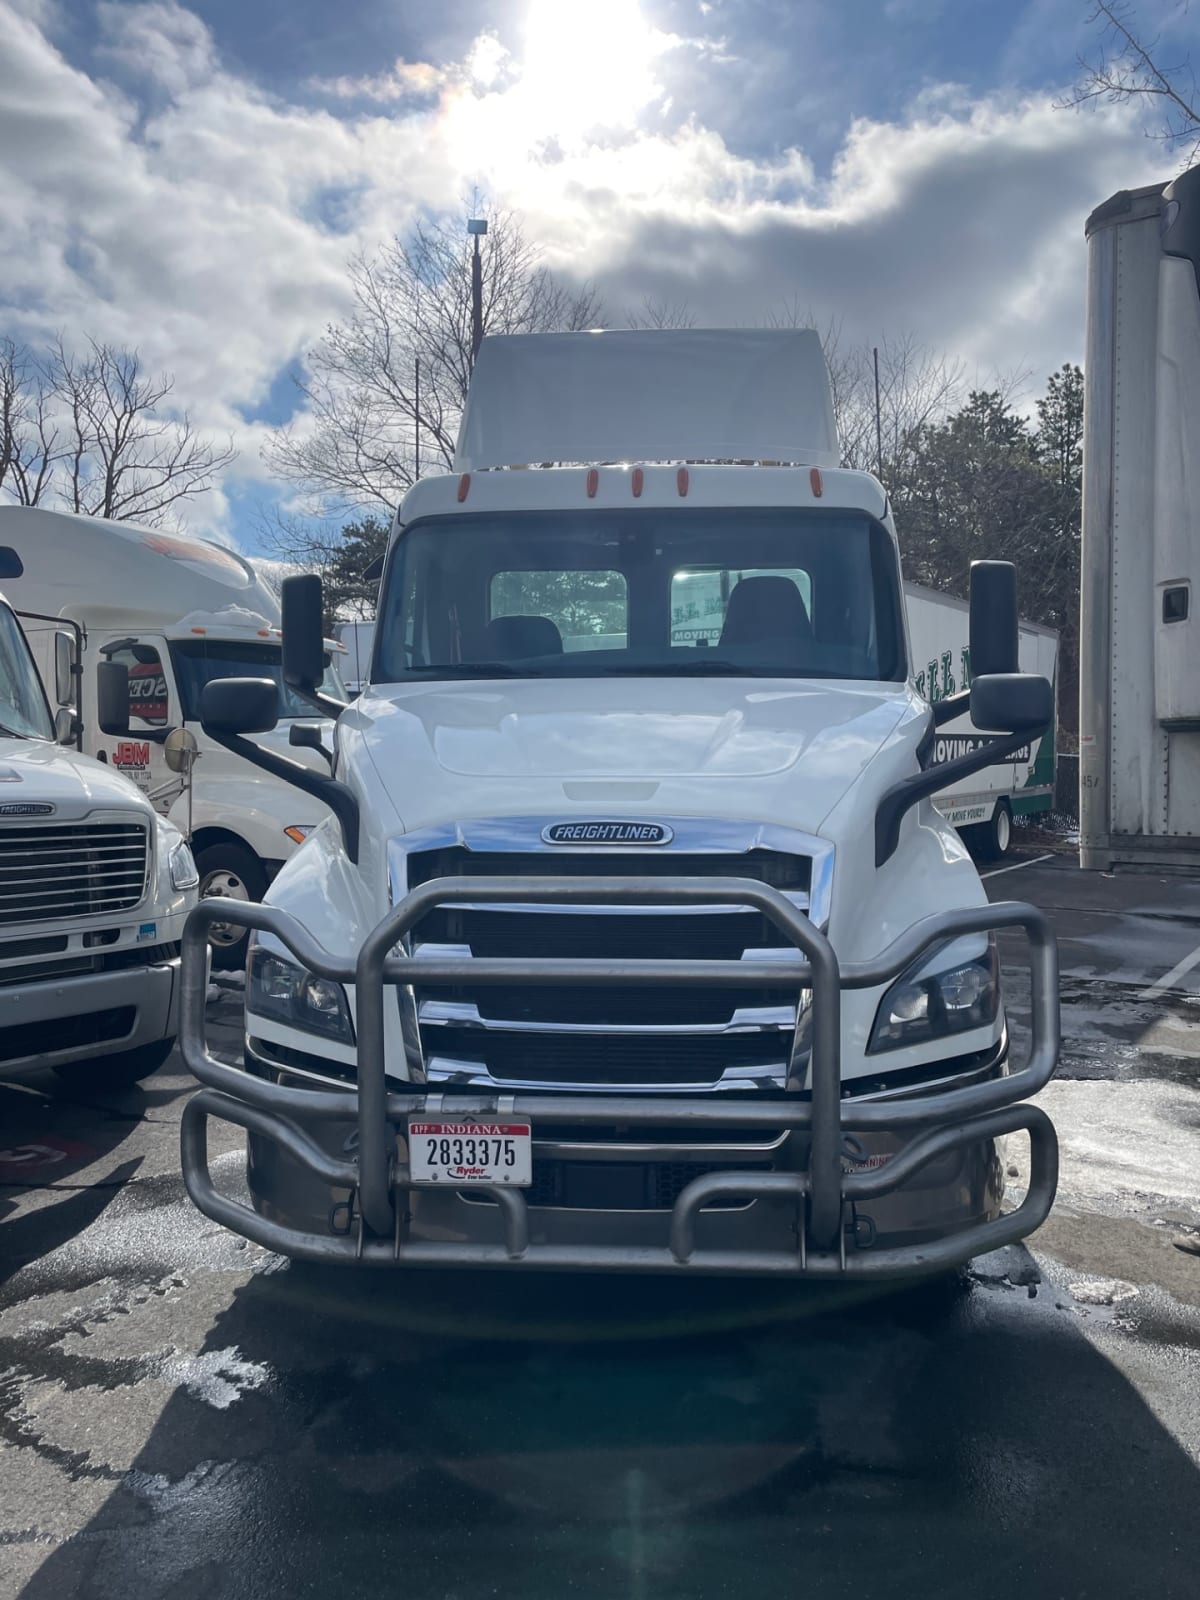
[400,822,822,1089]
[0,822,149,926]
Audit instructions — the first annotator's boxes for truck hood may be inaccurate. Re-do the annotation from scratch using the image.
[0,737,154,819]
[354,678,913,834]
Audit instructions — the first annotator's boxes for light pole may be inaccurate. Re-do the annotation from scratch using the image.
[467,217,487,369]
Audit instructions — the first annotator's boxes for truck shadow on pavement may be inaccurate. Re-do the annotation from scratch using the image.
[14,1251,1200,1600]
[0,1078,147,1284]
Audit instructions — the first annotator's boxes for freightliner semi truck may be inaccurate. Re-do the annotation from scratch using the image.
[0,507,348,966]
[176,330,1061,1279]
[0,586,196,1088]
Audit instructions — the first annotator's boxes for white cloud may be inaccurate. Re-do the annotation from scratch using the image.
[96,0,216,95]
[0,0,1170,543]
[310,58,448,103]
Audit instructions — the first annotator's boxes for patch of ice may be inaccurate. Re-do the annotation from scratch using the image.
[1068,1276,1138,1307]
[157,1346,270,1410]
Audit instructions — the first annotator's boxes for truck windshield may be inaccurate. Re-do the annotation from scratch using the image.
[0,604,54,740]
[375,508,906,683]
[170,640,348,720]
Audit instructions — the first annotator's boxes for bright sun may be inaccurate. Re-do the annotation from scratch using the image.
[517,0,672,142]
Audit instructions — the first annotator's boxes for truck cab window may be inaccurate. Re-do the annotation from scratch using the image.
[379,509,905,682]
[490,569,628,653]
[0,606,53,741]
[109,644,170,727]
[671,567,813,647]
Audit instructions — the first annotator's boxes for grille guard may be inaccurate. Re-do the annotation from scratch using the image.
[178,877,1061,1278]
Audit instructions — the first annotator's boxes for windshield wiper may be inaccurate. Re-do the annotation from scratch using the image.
[599,660,748,676]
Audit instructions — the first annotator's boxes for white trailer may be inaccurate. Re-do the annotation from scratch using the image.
[670,570,1058,858]
[1081,165,1200,870]
[905,584,1057,858]
[0,587,195,1087]
[336,621,375,697]
[0,508,347,966]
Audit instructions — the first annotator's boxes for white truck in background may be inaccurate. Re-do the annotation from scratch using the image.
[0,586,196,1087]
[0,507,348,967]
[1081,164,1200,870]
[336,621,375,698]
[178,329,1062,1283]
[905,586,1057,858]
[672,570,1058,859]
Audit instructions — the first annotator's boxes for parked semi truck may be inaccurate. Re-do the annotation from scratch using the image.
[1081,162,1200,870]
[0,586,196,1087]
[0,507,348,965]
[176,329,1061,1278]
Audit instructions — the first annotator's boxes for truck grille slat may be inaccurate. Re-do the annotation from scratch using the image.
[0,824,149,926]
[427,1028,788,1085]
[404,837,810,1086]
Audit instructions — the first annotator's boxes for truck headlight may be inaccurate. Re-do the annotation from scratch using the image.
[169,839,200,890]
[249,948,354,1043]
[868,936,999,1053]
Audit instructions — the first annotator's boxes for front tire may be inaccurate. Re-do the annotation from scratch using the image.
[52,1037,175,1091]
[196,842,267,971]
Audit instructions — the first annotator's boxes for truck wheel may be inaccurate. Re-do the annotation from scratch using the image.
[52,1037,175,1091]
[983,800,1013,862]
[196,843,267,971]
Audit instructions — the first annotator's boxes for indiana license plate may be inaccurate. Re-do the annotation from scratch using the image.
[408,1120,533,1186]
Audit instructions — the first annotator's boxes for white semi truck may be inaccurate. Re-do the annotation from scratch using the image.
[1081,163,1200,870]
[0,586,196,1087]
[177,329,1061,1279]
[0,507,348,966]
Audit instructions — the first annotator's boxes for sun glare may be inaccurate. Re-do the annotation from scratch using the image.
[519,0,671,142]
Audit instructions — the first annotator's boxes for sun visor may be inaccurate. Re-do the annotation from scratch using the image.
[453,328,840,471]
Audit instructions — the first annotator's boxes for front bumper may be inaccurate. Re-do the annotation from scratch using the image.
[179,877,1060,1279]
[0,959,179,1076]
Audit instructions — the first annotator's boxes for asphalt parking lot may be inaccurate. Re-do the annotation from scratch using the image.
[1,847,1198,1599]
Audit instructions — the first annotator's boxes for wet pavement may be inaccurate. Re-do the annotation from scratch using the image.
[1,850,1198,1599]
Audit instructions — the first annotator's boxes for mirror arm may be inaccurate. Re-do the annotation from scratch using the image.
[931,689,971,727]
[875,724,1043,868]
[289,685,348,719]
[204,727,360,863]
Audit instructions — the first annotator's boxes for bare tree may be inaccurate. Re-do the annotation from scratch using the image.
[47,340,235,526]
[266,210,605,521]
[760,302,965,480]
[623,296,697,330]
[837,334,966,481]
[1062,1,1200,167]
[0,340,58,506]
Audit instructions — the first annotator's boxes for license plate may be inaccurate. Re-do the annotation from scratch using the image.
[408,1120,532,1187]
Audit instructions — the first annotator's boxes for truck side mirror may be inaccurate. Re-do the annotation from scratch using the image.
[97,661,130,736]
[968,561,1019,677]
[969,672,1053,734]
[53,630,76,709]
[54,707,79,746]
[282,575,325,696]
[200,679,280,737]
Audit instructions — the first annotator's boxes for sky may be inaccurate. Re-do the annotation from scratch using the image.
[0,0,1196,551]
